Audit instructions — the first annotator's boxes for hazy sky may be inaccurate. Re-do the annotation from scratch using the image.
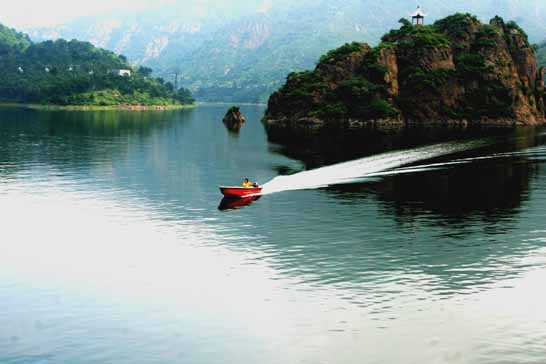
[0,0,174,28]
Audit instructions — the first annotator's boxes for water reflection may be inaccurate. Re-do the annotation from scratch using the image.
[0,108,193,180]
[269,126,524,168]
[0,105,280,213]
[257,126,546,297]
[376,159,536,225]
[2,106,546,363]
[273,126,546,220]
[218,196,261,211]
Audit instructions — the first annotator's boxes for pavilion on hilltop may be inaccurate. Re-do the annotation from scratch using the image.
[410,6,426,25]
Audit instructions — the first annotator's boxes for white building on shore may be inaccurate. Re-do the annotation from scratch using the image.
[111,69,132,77]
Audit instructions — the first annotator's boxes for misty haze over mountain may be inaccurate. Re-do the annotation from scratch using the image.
[25,0,546,102]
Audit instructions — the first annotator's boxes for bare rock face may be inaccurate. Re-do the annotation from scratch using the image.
[223,106,246,132]
[263,14,546,140]
[377,47,399,98]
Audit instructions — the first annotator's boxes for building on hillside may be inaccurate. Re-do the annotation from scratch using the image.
[111,69,132,77]
[410,6,426,25]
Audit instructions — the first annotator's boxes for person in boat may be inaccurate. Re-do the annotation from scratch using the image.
[242,178,258,188]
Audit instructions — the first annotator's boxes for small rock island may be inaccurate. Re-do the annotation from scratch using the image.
[263,13,546,138]
[223,106,246,131]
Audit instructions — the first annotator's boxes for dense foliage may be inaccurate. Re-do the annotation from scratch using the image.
[319,43,364,64]
[0,24,31,53]
[0,24,194,106]
[382,19,451,49]
[433,13,479,39]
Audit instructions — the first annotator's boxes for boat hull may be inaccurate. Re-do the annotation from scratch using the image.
[219,186,262,198]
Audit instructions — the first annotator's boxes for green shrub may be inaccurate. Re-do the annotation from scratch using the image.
[410,27,451,48]
[319,42,363,64]
[382,20,450,49]
[455,53,488,76]
[400,67,455,92]
[360,46,389,82]
[368,98,399,118]
[433,13,479,38]
[474,25,499,48]
[505,21,530,46]
[311,102,348,119]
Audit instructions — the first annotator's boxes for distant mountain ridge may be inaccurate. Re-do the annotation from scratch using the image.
[26,0,546,102]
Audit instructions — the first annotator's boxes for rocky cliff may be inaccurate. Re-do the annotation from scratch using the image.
[263,14,546,137]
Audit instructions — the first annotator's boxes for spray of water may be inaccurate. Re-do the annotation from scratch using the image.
[261,140,489,195]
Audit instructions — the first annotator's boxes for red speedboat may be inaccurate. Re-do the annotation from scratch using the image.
[219,185,262,198]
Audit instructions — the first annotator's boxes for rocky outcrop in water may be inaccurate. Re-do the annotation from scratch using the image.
[263,14,546,139]
[223,106,246,132]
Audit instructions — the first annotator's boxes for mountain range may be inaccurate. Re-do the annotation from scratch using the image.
[24,0,546,103]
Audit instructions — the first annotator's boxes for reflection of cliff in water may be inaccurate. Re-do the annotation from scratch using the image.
[269,126,525,169]
[374,157,537,227]
[252,127,546,298]
[272,127,545,221]
[327,146,539,226]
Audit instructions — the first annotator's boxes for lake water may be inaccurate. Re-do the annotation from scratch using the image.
[1,105,546,364]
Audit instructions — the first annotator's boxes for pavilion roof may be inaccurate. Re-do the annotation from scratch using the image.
[410,6,426,17]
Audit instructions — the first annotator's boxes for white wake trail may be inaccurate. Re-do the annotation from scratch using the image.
[261,140,488,195]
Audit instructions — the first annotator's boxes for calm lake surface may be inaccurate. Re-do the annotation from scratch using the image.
[1,104,546,364]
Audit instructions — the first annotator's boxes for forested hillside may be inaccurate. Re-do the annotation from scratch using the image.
[0,23,193,106]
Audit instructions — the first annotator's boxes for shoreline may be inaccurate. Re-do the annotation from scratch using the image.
[197,101,267,107]
[0,102,196,112]
[262,115,546,133]
[262,116,546,142]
